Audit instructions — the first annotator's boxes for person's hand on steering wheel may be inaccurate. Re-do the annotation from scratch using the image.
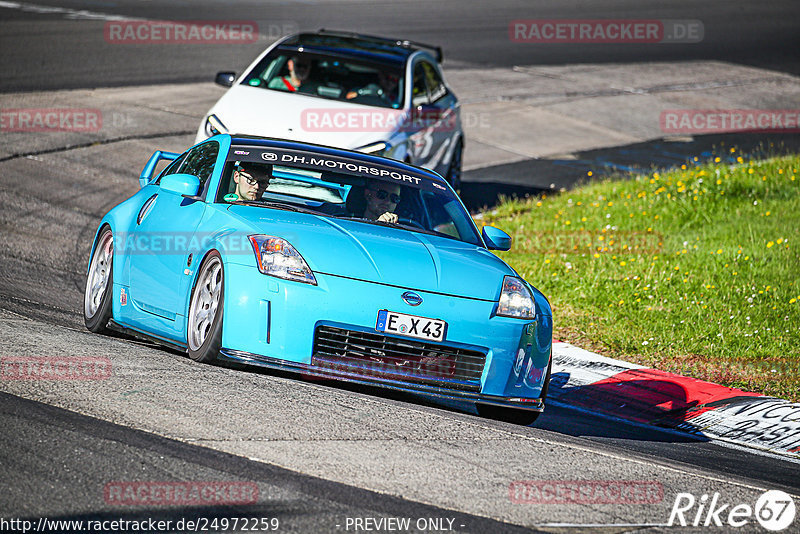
[377,212,398,224]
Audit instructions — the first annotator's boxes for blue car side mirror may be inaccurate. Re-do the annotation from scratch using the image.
[482,226,511,251]
[160,173,201,199]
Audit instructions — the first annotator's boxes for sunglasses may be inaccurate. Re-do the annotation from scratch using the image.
[371,188,401,203]
[239,172,269,187]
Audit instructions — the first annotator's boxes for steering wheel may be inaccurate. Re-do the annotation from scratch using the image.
[397,217,425,229]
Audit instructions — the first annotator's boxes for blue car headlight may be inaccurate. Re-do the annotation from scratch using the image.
[497,276,536,319]
[248,235,317,285]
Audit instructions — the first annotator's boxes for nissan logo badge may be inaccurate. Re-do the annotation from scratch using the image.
[402,291,423,306]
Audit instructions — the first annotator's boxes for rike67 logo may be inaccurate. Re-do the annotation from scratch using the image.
[669,490,795,531]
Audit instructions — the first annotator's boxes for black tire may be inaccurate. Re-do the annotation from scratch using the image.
[84,227,114,334]
[186,251,224,363]
[446,139,463,192]
[477,353,552,426]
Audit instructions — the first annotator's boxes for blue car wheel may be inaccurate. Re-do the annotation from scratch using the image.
[84,227,114,334]
[187,252,224,363]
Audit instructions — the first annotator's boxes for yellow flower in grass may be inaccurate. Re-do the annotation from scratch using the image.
[767,241,774,248]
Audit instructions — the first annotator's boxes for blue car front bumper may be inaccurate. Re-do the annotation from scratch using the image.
[220,262,552,411]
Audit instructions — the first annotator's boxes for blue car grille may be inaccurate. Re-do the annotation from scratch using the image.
[312,325,486,392]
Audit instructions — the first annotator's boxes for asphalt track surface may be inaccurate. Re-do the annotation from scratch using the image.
[1,1,800,532]
[1,0,799,92]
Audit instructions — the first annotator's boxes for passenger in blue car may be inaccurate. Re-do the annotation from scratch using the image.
[225,162,272,202]
[362,182,401,223]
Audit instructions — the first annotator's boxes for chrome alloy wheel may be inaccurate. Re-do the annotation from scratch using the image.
[188,256,223,351]
[84,230,113,319]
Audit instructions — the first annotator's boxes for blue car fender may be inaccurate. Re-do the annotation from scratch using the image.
[180,226,254,326]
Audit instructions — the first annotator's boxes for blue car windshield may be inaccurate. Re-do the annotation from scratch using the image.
[219,146,480,246]
[241,51,404,109]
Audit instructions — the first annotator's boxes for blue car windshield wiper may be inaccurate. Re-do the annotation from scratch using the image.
[337,216,440,236]
[233,200,320,215]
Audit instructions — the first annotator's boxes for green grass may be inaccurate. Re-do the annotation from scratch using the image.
[482,149,800,402]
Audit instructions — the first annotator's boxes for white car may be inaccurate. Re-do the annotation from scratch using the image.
[196,30,464,189]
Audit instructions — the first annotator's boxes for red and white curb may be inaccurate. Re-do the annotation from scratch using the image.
[550,342,800,459]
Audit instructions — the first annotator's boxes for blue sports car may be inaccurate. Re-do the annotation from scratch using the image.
[84,135,552,424]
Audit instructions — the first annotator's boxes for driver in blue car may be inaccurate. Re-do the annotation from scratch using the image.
[224,162,272,202]
[363,182,401,223]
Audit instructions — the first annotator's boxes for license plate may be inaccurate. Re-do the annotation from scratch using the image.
[376,310,447,342]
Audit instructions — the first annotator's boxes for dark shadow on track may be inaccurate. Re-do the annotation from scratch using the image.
[2,392,541,534]
[461,132,800,212]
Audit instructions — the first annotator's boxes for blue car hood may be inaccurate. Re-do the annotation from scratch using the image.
[227,206,513,301]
